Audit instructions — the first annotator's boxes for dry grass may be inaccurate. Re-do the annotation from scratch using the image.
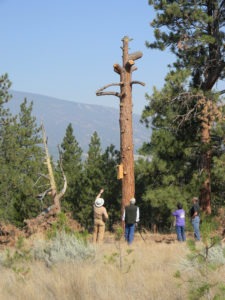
[0,234,224,300]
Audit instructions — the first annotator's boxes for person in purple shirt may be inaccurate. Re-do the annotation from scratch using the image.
[172,203,186,241]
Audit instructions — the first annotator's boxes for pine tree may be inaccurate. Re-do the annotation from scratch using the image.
[0,97,45,225]
[101,144,121,229]
[13,99,45,223]
[0,74,16,221]
[78,131,104,228]
[138,70,199,230]
[59,123,83,212]
[143,0,225,214]
[0,118,19,221]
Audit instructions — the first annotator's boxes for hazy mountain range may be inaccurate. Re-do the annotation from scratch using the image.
[7,90,151,158]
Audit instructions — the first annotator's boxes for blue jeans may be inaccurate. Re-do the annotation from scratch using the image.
[175,225,186,241]
[192,216,201,240]
[125,224,135,244]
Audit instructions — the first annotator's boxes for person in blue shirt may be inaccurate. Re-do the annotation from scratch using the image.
[172,203,186,242]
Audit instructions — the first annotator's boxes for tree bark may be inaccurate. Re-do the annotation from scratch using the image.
[96,36,144,211]
[198,98,212,214]
[199,122,211,214]
[120,36,135,208]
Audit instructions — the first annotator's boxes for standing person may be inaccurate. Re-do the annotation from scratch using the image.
[122,198,140,245]
[172,203,186,242]
[190,197,201,241]
[93,189,108,244]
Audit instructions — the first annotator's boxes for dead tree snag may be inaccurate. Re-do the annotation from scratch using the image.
[24,125,67,234]
[41,123,67,214]
[96,36,145,209]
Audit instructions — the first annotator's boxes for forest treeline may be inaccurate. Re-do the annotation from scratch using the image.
[0,71,224,232]
[1,0,225,232]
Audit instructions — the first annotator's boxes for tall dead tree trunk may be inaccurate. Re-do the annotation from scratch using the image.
[96,36,144,210]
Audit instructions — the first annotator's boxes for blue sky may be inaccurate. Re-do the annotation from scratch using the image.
[0,0,173,114]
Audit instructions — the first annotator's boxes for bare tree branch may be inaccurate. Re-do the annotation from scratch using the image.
[216,89,225,95]
[37,188,52,201]
[96,91,121,97]
[57,145,67,198]
[96,82,123,97]
[131,81,145,87]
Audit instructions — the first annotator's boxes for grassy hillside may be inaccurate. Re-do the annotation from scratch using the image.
[0,231,224,300]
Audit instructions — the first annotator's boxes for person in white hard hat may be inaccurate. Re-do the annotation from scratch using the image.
[93,189,108,243]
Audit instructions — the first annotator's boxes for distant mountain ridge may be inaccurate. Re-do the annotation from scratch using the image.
[7,90,151,158]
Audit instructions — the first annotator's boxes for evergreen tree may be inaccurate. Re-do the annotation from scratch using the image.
[0,73,12,121]
[59,123,83,212]
[141,0,225,218]
[0,97,45,225]
[101,144,121,230]
[138,71,200,230]
[78,131,104,229]
[0,74,16,221]
[0,118,18,221]
[13,99,45,224]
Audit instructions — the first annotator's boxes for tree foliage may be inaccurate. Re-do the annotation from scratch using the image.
[137,0,225,227]
[11,99,45,224]
[59,123,83,212]
[101,145,121,230]
[0,79,46,225]
[74,131,104,229]
[148,0,225,90]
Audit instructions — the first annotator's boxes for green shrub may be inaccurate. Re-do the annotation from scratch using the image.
[32,231,95,266]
